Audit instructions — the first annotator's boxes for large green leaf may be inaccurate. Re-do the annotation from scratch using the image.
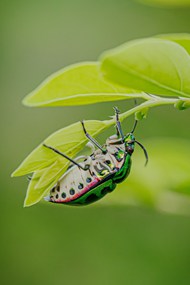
[100,38,190,98]
[23,62,142,107]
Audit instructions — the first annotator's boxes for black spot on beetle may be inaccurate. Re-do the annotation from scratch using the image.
[51,187,55,193]
[101,187,112,196]
[61,192,66,199]
[86,177,92,183]
[56,194,59,199]
[69,188,75,195]
[78,183,83,189]
[85,194,98,203]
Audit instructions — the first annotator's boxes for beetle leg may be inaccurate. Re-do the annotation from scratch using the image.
[43,144,89,171]
[115,125,120,138]
[113,107,124,142]
[81,121,107,154]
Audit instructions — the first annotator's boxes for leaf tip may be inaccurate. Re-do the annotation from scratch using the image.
[23,203,31,208]
[22,95,33,107]
[11,166,27,177]
[11,169,19,177]
[23,198,35,208]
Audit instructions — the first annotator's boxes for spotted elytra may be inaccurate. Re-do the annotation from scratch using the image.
[43,107,148,206]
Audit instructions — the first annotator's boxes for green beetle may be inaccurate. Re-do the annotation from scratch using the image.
[44,107,148,206]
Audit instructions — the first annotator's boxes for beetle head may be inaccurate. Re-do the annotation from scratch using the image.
[124,133,135,155]
[124,119,148,166]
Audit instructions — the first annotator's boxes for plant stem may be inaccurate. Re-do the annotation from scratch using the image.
[120,97,177,122]
[104,95,179,126]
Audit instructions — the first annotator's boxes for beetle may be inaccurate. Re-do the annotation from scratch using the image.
[43,107,148,206]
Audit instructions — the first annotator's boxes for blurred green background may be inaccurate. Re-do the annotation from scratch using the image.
[1,0,190,284]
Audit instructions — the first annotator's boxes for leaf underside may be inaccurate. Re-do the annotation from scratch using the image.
[100,38,190,98]
[23,62,142,107]
[12,120,112,207]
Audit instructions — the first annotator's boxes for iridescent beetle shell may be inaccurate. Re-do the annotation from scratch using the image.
[47,133,136,206]
[44,107,148,206]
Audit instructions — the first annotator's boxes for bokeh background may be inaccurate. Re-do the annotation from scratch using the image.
[1,0,190,284]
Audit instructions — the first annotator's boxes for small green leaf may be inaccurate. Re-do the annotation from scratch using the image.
[183,100,190,108]
[24,169,57,207]
[174,100,186,110]
[23,62,142,107]
[100,38,190,98]
[174,98,190,110]
[156,33,190,55]
[135,107,149,120]
[12,120,110,178]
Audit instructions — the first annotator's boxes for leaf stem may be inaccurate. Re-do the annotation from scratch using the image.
[104,95,179,127]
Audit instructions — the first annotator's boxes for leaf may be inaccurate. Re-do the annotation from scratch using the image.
[13,119,115,207]
[23,62,142,107]
[12,119,114,206]
[24,169,57,207]
[156,33,190,55]
[183,100,190,109]
[34,159,65,189]
[136,0,190,8]
[12,120,110,177]
[24,159,73,207]
[100,38,190,98]
[174,98,190,110]
[135,107,149,120]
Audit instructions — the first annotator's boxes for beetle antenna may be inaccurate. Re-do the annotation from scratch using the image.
[135,140,148,166]
[131,120,138,133]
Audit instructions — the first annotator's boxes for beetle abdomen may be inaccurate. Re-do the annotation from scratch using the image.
[48,144,130,206]
[67,176,116,206]
[49,153,120,205]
